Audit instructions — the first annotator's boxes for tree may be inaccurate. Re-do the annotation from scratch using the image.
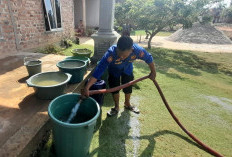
[115,0,223,49]
[222,6,232,23]
[115,0,133,35]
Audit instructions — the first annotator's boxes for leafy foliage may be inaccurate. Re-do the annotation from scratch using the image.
[115,0,224,49]
[222,6,232,23]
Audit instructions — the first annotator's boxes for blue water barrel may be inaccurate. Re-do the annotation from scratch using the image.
[87,79,106,106]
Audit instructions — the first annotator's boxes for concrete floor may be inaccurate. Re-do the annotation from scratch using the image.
[0,52,92,156]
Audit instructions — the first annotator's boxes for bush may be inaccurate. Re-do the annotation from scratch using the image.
[201,15,213,24]
[60,38,73,48]
[44,45,62,54]
[222,6,232,23]
[35,44,62,54]
[86,29,96,37]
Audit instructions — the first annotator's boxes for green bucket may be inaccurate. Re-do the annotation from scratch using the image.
[65,56,90,66]
[24,57,42,76]
[48,94,100,157]
[56,60,87,84]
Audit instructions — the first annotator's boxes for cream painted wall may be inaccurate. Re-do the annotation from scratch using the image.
[74,0,99,28]
[74,0,83,28]
[86,0,99,28]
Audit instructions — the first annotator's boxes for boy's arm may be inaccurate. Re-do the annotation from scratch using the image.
[82,47,113,97]
[134,45,156,80]
[83,76,97,97]
[148,62,156,80]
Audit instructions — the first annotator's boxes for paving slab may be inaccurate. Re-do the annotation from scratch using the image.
[0,52,93,157]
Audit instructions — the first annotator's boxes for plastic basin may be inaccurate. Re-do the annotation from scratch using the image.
[48,93,100,157]
[57,59,86,84]
[65,56,90,66]
[71,48,92,58]
[26,72,72,100]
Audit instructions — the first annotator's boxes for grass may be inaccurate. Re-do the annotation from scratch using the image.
[35,43,94,57]
[60,44,94,56]
[90,48,232,157]
[131,30,173,36]
[39,48,232,157]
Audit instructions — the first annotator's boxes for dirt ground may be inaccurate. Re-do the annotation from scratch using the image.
[82,36,232,53]
[0,52,67,156]
[134,36,232,53]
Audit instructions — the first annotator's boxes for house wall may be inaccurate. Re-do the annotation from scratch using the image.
[0,0,75,54]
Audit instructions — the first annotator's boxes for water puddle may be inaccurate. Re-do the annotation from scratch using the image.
[204,95,232,112]
[0,117,10,133]
[127,96,141,157]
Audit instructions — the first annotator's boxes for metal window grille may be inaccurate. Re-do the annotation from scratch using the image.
[43,0,62,31]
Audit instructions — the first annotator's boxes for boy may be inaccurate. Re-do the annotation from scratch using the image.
[83,36,156,116]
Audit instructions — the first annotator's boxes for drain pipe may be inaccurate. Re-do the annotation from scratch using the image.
[88,75,223,157]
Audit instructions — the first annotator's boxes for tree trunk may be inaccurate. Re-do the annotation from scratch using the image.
[148,35,153,49]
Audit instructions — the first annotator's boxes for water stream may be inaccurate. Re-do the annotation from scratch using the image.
[66,99,82,123]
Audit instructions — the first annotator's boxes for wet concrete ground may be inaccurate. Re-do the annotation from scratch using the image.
[0,52,92,156]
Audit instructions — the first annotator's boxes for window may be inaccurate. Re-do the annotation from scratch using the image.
[43,0,62,31]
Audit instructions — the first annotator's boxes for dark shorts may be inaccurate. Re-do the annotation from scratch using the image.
[108,73,134,94]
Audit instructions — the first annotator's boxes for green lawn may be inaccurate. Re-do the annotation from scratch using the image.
[39,48,232,157]
[35,43,94,57]
[89,48,232,156]
[131,30,173,36]
[60,44,94,56]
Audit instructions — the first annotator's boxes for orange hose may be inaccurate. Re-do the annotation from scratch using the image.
[88,75,223,157]
[89,75,149,95]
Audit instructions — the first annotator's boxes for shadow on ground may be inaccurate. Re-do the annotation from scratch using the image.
[0,54,44,76]
[129,130,205,157]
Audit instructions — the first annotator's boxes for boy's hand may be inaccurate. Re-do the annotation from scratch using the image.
[149,71,156,81]
[81,88,89,99]
[148,62,156,81]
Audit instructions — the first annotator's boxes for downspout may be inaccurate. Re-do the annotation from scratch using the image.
[7,0,20,51]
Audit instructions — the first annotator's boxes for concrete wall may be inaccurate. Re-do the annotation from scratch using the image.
[74,0,99,29]
[0,0,75,54]
[74,0,82,28]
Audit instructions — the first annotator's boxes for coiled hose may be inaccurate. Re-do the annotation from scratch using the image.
[88,75,223,157]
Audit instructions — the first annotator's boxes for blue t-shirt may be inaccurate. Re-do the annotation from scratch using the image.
[92,44,153,79]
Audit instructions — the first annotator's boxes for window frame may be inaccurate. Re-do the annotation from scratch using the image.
[43,0,63,32]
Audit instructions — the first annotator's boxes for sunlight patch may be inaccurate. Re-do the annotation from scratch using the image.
[127,96,141,157]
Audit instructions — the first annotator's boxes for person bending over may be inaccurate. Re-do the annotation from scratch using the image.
[83,36,156,117]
